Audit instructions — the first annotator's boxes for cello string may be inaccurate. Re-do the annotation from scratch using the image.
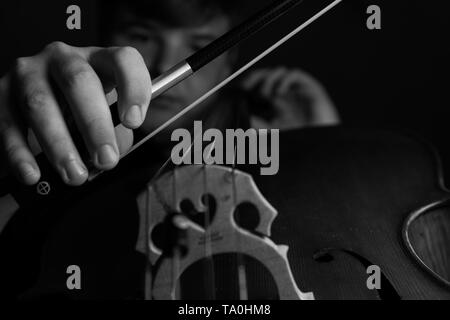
[201,164,217,299]
[144,180,152,300]
[171,167,181,300]
[143,131,204,299]
[231,104,249,300]
[106,0,343,168]
[141,155,174,300]
[201,114,225,299]
[153,119,219,299]
[168,136,198,300]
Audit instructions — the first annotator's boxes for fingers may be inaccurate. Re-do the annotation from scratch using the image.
[260,67,288,97]
[89,47,152,129]
[242,67,290,98]
[243,67,329,98]
[0,42,152,186]
[15,57,89,185]
[277,71,305,95]
[49,47,119,171]
[241,69,269,92]
[277,69,321,96]
[0,115,41,185]
[242,67,340,130]
[0,75,40,185]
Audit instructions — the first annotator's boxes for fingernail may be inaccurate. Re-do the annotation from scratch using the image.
[124,105,142,126]
[18,162,38,183]
[62,159,87,183]
[95,144,118,167]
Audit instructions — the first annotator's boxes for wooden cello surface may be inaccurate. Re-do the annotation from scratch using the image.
[0,127,449,299]
[251,127,450,299]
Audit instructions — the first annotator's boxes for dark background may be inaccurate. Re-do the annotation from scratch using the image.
[0,0,449,177]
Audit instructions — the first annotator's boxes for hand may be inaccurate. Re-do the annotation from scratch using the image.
[0,42,152,186]
[241,67,339,129]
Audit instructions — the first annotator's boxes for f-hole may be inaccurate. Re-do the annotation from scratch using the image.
[313,248,401,300]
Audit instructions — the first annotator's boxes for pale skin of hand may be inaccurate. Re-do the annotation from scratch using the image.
[241,67,340,130]
[0,42,152,186]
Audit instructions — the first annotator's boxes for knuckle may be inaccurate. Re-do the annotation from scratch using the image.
[275,67,287,75]
[112,46,140,63]
[23,87,49,113]
[14,57,32,75]
[59,61,94,87]
[45,41,69,54]
[14,57,44,88]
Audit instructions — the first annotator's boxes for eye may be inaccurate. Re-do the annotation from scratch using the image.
[126,31,150,42]
[189,44,203,52]
[122,27,155,43]
[189,40,211,52]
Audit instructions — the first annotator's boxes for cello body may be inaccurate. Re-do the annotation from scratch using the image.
[0,127,449,299]
[252,128,450,299]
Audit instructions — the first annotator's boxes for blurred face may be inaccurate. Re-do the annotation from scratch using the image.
[108,5,233,135]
